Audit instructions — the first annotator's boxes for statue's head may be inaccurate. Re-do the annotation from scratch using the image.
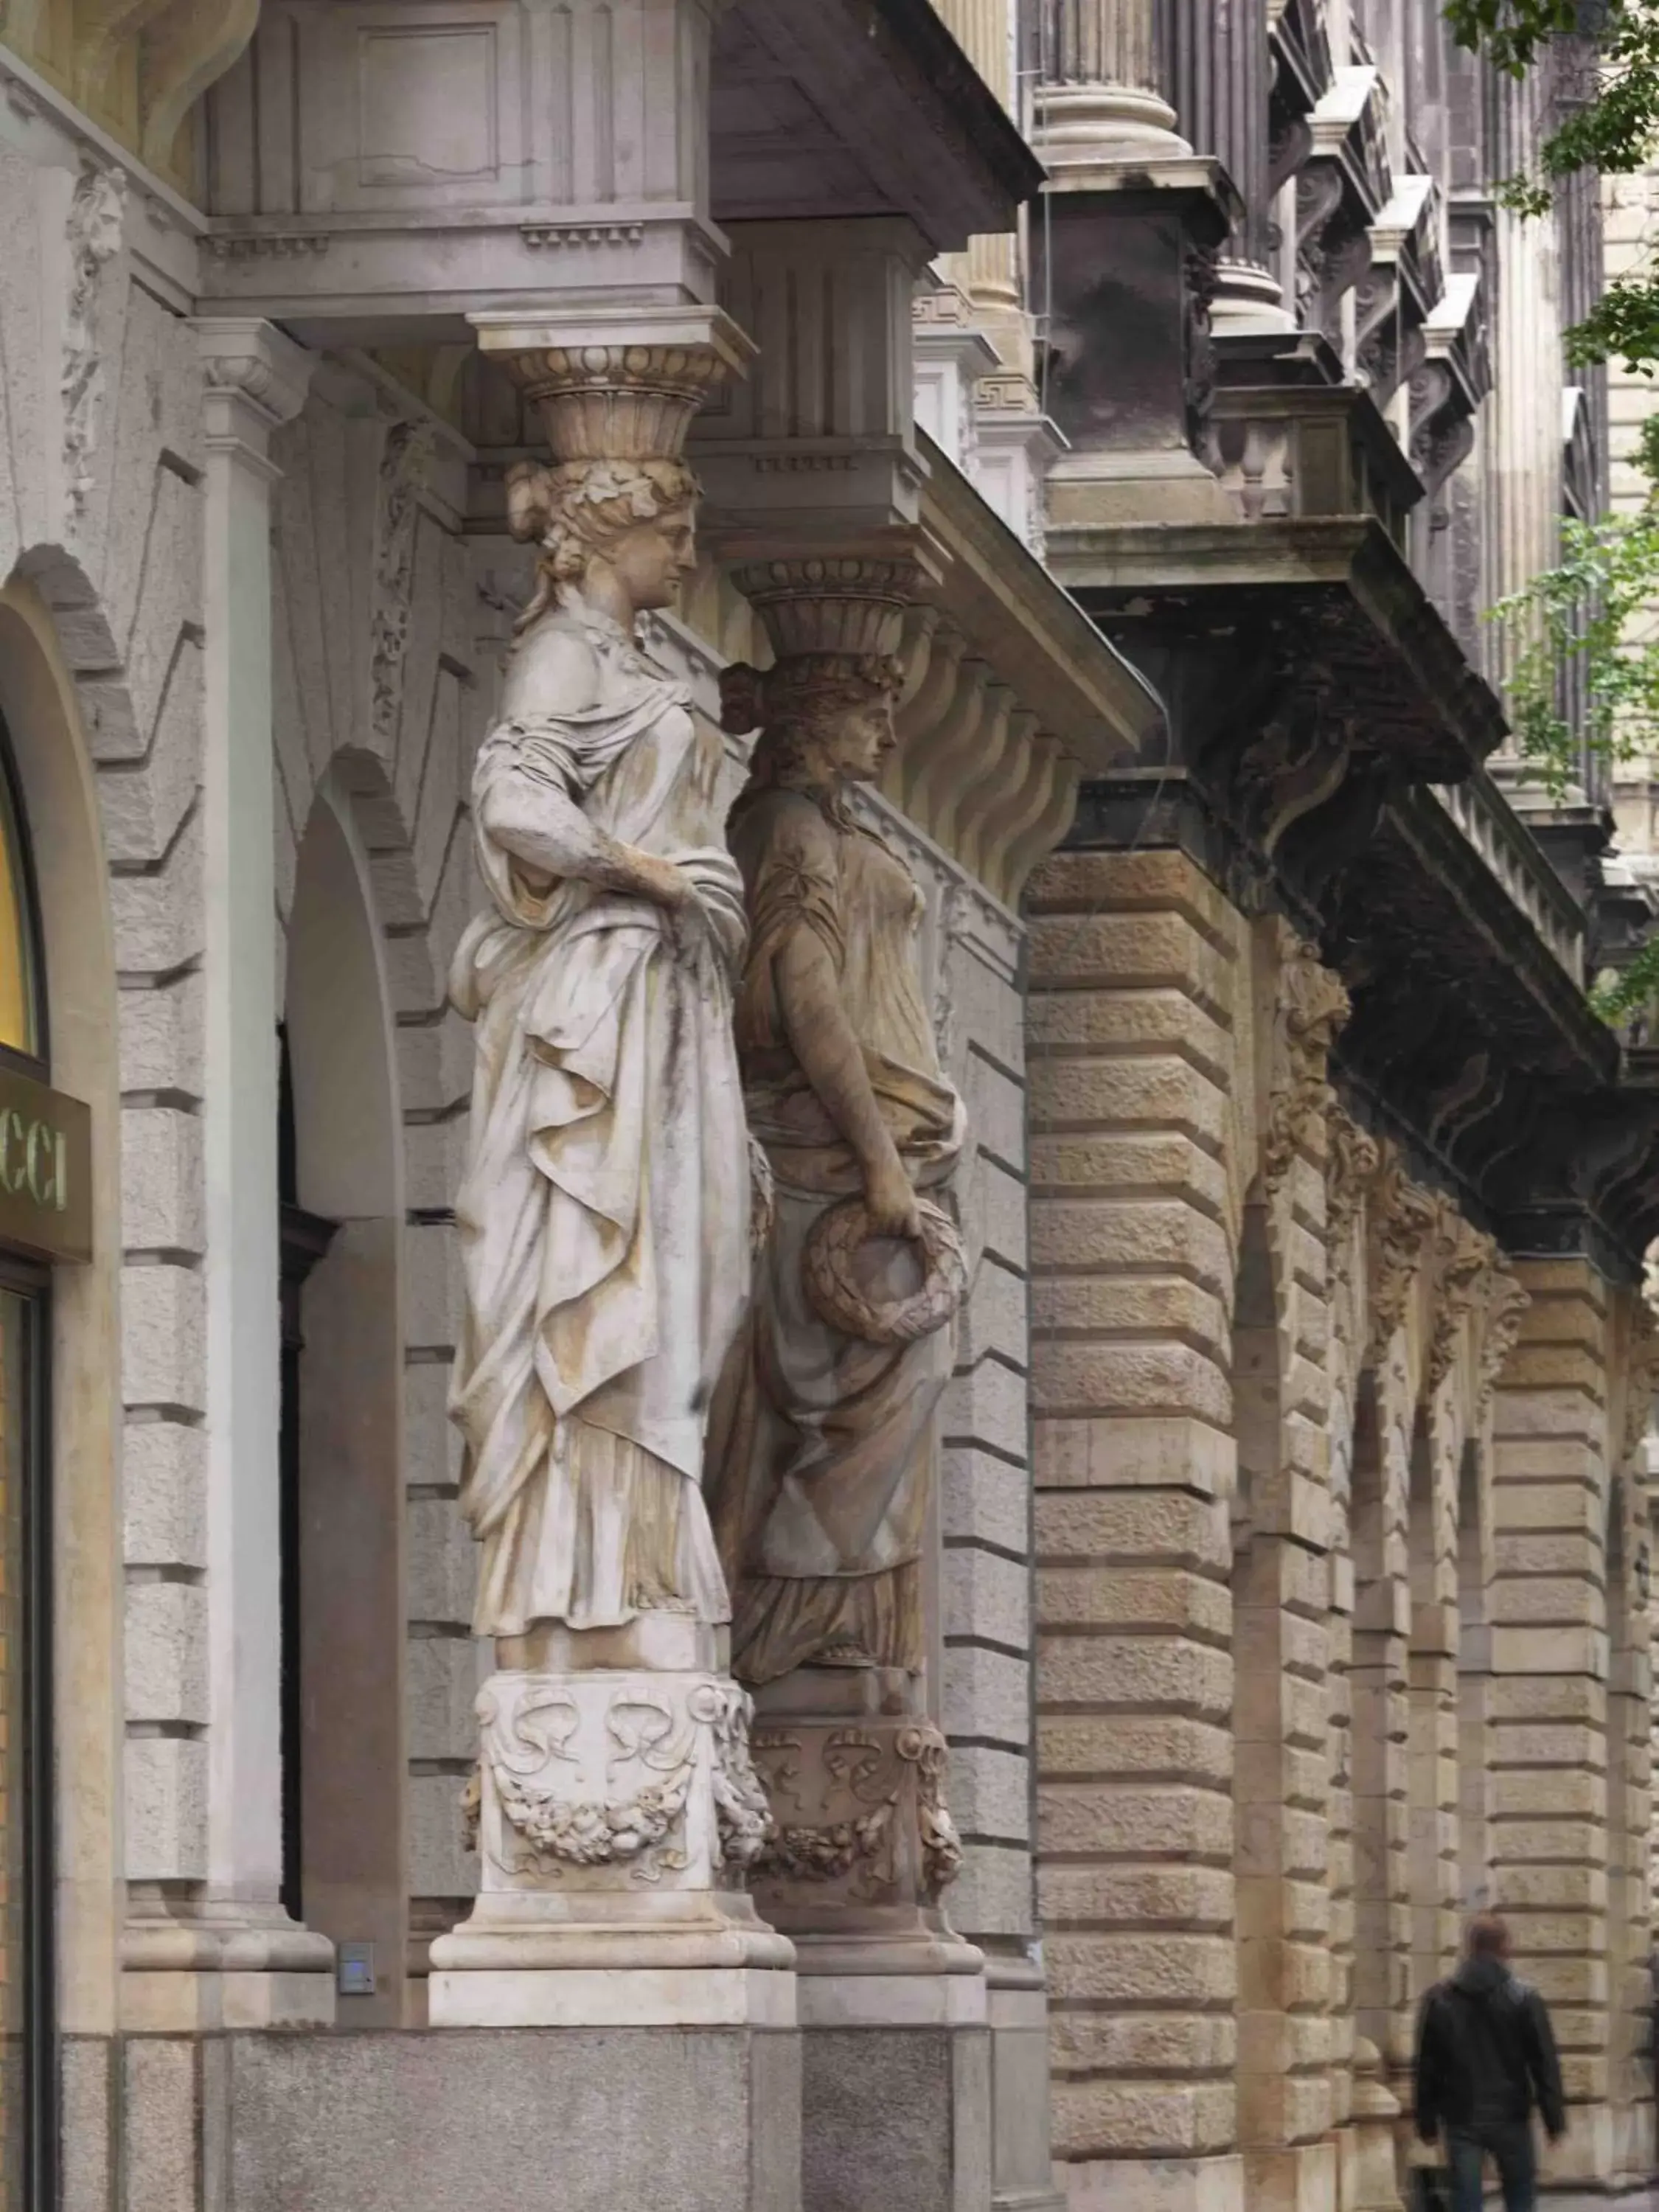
[720,655,904,799]
[507,457,699,626]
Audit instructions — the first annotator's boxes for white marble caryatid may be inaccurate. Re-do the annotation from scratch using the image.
[448,448,750,1646]
[430,314,793,2028]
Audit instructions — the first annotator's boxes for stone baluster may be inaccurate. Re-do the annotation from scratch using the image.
[1031,0,1192,164]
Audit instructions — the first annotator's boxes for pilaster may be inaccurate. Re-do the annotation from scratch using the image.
[121,316,334,2031]
[1028,844,1245,2212]
[1487,1259,1614,2188]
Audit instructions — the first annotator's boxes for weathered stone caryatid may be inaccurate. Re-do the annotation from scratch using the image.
[428,309,795,2027]
[706,558,975,1972]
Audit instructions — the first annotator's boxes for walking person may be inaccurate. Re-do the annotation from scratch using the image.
[1413,1913,1567,2212]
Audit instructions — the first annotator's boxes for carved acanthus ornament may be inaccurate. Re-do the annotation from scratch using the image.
[1365,1150,1440,1362]
[1264,928,1351,1193]
[369,416,438,753]
[1427,1210,1499,1394]
[1475,1270,1529,1416]
[62,161,127,524]
[1620,1297,1659,1471]
[1326,1107,1382,1264]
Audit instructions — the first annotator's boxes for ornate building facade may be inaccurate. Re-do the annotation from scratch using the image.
[0,1,1652,2209]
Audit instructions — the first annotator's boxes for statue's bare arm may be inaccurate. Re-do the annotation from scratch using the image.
[774,928,920,1239]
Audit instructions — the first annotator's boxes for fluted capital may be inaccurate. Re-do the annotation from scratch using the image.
[732,556,924,663]
[469,305,754,463]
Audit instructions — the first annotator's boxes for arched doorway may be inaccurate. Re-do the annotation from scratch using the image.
[278,773,408,2026]
[0,575,121,2212]
[0,709,91,2212]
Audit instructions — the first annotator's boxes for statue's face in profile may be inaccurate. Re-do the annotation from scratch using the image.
[826,696,896,785]
[608,505,697,612]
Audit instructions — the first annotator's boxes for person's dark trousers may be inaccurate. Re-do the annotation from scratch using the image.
[1447,2122,1538,2212]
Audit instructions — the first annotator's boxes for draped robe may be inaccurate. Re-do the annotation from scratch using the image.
[448,599,751,1637]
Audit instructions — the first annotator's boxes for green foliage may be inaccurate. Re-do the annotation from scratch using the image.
[1591,933,1659,1021]
[1490,505,1659,801]
[1445,1,1601,79]
[1447,4,1659,375]
[1491,450,1659,1024]
[1453,3,1659,1031]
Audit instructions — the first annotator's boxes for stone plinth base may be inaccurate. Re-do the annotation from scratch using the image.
[119,1912,336,2031]
[431,1658,793,2028]
[794,1954,990,2212]
[218,2025,802,2212]
[1058,2154,1245,2212]
[987,1956,1065,2212]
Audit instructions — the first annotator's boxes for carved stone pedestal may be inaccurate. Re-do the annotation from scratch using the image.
[751,1671,991,2212]
[431,1648,794,2027]
[429,1649,800,2209]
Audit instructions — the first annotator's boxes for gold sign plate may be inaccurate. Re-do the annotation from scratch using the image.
[0,1065,91,1263]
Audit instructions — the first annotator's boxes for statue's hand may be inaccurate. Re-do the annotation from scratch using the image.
[863,1147,921,1241]
[629,851,694,911]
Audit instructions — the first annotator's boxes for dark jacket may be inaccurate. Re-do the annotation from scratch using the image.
[1413,1957,1566,2142]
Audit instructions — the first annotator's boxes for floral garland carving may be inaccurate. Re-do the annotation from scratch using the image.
[695,1680,775,1868]
[476,1678,772,1884]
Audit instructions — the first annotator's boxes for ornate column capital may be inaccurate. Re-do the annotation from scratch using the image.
[192,316,314,467]
[468,304,756,461]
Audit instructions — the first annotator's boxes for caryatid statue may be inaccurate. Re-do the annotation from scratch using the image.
[707,563,972,1955]
[431,323,789,2016]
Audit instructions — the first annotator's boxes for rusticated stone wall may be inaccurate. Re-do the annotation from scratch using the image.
[1028,844,1656,2212]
